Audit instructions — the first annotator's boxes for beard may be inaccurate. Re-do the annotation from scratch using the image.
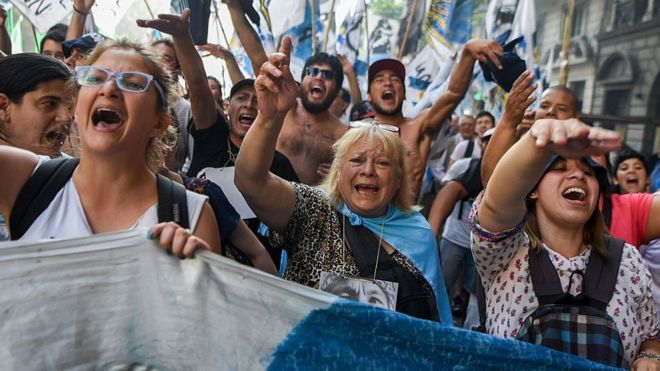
[371,99,403,116]
[301,87,337,114]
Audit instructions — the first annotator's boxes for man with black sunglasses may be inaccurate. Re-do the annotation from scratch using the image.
[273,53,348,185]
[223,0,348,185]
[367,40,504,201]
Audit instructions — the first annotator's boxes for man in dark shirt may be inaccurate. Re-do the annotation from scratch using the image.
[187,79,298,182]
[187,79,298,270]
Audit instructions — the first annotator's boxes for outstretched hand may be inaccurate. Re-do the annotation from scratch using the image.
[137,8,190,38]
[255,36,299,118]
[503,70,537,126]
[530,118,621,158]
[197,43,234,60]
[464,39,504,69]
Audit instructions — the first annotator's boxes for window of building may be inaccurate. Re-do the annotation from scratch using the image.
[569,81,585,112]
[615,0,649,27]
[561,2,587,38]
[572,3,586,37]
[604,89,631,116]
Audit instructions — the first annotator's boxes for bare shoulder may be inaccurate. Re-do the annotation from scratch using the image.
[331,115,348,136]
[0,146,40,216]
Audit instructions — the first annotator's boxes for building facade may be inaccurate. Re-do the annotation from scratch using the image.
[537,0,660,156]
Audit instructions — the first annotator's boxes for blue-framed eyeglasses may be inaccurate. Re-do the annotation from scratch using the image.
[305,66,335,80]
[349,119,400,136]
[75,66,168,109]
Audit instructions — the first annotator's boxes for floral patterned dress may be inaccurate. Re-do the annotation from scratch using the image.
[468,192,660,364]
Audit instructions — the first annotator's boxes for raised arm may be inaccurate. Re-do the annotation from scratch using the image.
[0,5,11,56]
[225,0,267,76]
[481,71,537,186]
[337,54,362,104]
[197,43,245,84]
[234,37,298,233]
[137,9,217,131]
[419,40,503,137]
[66,0,95,40]
[479,119,621,233]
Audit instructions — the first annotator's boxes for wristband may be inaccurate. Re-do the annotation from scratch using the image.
[73,5,89,15]
[636,351,660,362]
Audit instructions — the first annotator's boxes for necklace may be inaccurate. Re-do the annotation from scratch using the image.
[224,137,238,168]
[342,214,385,280]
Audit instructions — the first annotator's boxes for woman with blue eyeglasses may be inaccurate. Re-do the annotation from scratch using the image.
[0,39,220,257]
[235,38,453,323]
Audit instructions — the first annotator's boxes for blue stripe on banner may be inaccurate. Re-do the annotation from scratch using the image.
[266,300,619,370]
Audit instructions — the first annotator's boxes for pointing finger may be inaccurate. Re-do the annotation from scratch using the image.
[279,36,292,64]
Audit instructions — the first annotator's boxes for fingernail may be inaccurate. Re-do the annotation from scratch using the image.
[147,231,154,240]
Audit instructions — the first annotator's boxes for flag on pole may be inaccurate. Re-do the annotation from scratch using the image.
[396,0,427,59]
[282,0,324,81]
[267,0,307,38]
[443,0,473,45]
[485,0,519,44]
[255,0,276,54]
[335,0,365,64]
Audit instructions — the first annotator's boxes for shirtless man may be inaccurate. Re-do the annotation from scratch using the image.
[276,54,348,185]
[366,40,503,199]
[224,1,347,185]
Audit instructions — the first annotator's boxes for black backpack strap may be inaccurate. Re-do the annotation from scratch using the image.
[454,158,483,199]
[528,246,565,305]
[156,174,190,229]
[474,276,488,332]
[10,158,79,240]
[465,140,475,158]
[602,196,613,228]
[582,236,624,309]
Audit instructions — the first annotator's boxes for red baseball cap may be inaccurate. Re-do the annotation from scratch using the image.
[368,58,406,86]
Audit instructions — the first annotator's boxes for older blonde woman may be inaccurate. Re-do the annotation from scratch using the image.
[0,39,219,256]
[235,38,452,323]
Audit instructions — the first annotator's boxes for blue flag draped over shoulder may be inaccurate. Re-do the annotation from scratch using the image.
[339,204,453,325]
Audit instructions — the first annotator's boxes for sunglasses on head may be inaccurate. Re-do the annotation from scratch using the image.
[305,67,335,80]
[349,120,400,136]
[75,66,168,109]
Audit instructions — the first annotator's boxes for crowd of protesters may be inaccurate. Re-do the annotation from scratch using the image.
[1,0,660,368]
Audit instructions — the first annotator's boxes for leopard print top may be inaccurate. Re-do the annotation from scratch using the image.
[270,183,433,295]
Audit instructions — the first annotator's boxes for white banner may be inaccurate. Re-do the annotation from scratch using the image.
[0,230,333,370]
[8,0,72,33]
[0,230,610,370]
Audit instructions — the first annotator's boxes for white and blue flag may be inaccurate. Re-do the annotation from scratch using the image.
[0,230,616,370]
